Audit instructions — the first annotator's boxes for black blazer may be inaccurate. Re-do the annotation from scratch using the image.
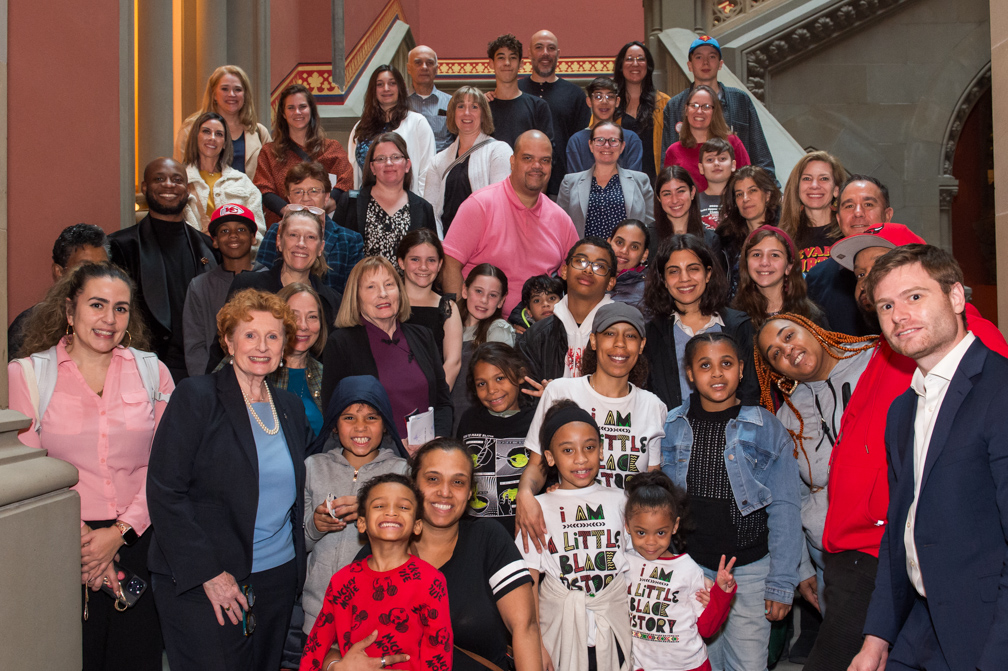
[109,216,219,348]
[227,261,342,326]
[643,307,760,410]
[146,365,310,594]
[321,323,452,437]
[865,340,1008,668]
[332,186,437,239]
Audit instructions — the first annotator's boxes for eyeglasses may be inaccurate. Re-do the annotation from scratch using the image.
[287,204,325,216]
[591,137,623,147]
[624,56,647,64]
[688,103,714,112]
[290,187,325,198]
[591,93,616,102]
[371,154,406,165]
[242,585,256,636]
[570,255,611,276]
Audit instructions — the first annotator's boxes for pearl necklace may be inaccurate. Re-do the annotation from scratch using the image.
[242,384,280,435]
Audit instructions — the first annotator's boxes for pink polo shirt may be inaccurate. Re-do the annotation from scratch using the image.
[443,177,580,315]
[8,340,174,532]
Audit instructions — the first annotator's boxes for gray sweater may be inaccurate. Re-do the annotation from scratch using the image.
[776,347,874,580]
[302,444,409,633]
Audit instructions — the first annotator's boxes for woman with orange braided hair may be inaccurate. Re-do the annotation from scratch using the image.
[754,313,876,619]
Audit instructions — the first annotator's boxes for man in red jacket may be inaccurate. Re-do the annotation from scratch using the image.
[799,223,1008,671]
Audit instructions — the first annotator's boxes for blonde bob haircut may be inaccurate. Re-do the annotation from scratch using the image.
[445,86,495,136]
[335,256,412,328]
[198,65,260,131]
[277,209,329,278]
[276,282,328,358]
[216,288,298,355]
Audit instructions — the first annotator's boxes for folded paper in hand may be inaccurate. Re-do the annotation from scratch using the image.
[407,407,435,446]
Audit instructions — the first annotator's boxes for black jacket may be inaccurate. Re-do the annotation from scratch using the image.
[805,258,879,337]
[146,365,310,594]
[109,216,219,364]
[332,186,437,239]
[516,315,568,383]
[320,323,452,437]
[643,307,760,410]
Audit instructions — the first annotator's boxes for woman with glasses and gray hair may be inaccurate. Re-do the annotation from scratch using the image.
[332,132,437,263]
[557,120,654,239]
[422,86,513,238]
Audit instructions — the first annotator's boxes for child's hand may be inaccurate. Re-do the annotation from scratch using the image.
[313,503,347,533]
[695,587,711,607]
[522,376,552,398]
[716,554,737,593]
[328,495,359,522]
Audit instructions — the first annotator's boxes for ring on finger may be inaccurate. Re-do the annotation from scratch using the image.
[224,605,231,611]
[380,657,387,668]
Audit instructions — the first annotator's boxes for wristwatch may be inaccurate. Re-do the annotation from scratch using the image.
[114,521,138,547]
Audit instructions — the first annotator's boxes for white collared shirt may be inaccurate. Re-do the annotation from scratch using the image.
[671,311,725,337]
[903,331,975,595]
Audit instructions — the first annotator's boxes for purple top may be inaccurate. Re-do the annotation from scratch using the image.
[363,319,429,437]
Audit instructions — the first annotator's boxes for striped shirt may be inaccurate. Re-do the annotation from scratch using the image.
[408,87,455,152]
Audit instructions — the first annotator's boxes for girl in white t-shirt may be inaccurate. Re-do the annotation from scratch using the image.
[624,470,737,671]
[517,302,667,552]
[517,399,633,671]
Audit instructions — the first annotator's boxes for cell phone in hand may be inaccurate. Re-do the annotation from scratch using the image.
[100,563,147,609]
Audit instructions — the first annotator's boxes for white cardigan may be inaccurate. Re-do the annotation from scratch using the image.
[422,132,513,238]
[174,119,272,180]
[183,164,266,245]
[347,111,436,197]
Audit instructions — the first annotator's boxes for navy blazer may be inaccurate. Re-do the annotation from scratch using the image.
[147,365,310,594]
[864,339,1008,669]
[332,185,437,239]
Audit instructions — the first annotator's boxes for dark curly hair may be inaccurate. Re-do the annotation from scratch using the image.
[716,166,782,259]
[52,223,108,267]
[467,342,530,407]
[488,33,523,61]
[565,237,618,279]
[644,234,728,319]
[356,472,422,520]
[624,470,691,554]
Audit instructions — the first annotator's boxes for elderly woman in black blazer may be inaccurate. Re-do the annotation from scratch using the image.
[332,131,436,263]
[147,289,311,671]
[321,256,451,452]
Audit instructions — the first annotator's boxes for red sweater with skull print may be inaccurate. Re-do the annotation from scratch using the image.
[300,555,453,671]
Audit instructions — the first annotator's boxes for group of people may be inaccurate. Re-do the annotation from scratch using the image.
[7,25,1008,671]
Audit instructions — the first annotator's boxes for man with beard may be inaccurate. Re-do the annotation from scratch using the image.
[518,30,591,196]
[791,226,1008,671]
[110,158,219,382]
[442,130,578,316]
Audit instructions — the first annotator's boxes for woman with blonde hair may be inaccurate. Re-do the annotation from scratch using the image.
[422,85,512,237]
[321,256,451,450]
[174,65,272,178]
[180,111,265,242]
[778,151,848,273]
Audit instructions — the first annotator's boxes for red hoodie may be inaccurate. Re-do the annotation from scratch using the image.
[822,304,1008,556]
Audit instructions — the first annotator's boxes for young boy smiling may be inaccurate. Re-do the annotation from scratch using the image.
[300,473,452,671]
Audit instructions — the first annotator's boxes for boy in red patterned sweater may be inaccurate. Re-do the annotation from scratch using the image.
[300,474,453,671]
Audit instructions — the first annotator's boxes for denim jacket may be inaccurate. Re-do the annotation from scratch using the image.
[660,398,802,604]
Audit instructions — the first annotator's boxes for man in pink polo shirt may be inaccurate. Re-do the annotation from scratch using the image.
[442,129,579,315]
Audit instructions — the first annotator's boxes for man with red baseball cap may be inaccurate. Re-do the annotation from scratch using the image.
[182,203,265,376]
[798,223,1008,671]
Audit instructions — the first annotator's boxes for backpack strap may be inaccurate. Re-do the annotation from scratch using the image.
[28,346,60,433]
[129,348,171,407]
[14,357,41,428]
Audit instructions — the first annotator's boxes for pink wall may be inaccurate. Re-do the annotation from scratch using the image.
[409,0,643,59]
[8,0,122,322]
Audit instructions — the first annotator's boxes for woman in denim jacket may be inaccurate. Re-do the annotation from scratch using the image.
[660,331,802,671]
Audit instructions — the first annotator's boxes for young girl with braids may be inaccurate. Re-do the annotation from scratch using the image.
[660,331,801,671]
[754,313,877,614]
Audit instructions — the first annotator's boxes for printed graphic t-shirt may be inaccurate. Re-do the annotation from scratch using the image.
[517,484,629,645]
[525,377,666,490]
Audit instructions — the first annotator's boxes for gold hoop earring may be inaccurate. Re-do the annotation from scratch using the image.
[65,323,74,340]
[121,330,132,349]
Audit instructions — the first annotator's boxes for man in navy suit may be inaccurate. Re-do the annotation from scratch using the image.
[850,244,1008,671]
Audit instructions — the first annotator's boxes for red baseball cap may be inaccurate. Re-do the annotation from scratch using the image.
[829,223,925,271]
[209,203,256,237]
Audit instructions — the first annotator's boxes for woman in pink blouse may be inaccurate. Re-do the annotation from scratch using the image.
[8,262,174,671]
